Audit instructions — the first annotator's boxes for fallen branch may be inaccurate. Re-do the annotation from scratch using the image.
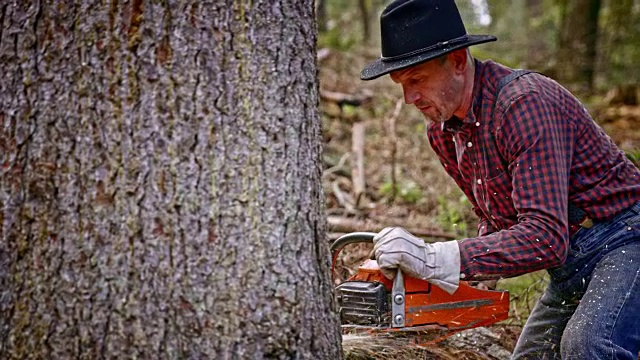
[327,216,457,240]
[386,98,403,202]
[323,153,350,178]
[352,120,366,206]
[331,182,356,214]
[317,47,331,62]
[320,89,373,107]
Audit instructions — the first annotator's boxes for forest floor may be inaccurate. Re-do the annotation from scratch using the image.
[319,47,640,359]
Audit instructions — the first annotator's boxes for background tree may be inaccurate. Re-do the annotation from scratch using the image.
[525,0,550,70]
[318,0,329,32]
[359,0,372,43]
[0,1,342,358]
[597,0,640,88]
[556,0,602,94]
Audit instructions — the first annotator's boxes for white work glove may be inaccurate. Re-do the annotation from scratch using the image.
[373,227,461,294]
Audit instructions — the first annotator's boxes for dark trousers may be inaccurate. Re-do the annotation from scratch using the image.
[512,202,640,359]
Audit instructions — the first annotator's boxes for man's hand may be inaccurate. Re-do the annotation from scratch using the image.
[372,227,461,294]
[469,280,499,290]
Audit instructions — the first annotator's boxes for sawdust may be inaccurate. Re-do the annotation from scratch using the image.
[342,326,516,360]
[342,332,454,360]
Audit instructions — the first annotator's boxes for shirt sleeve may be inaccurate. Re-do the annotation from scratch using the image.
[477,217,496,237]
[458,89,577,280]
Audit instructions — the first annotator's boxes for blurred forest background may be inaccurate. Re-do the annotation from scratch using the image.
[320,1,639,357]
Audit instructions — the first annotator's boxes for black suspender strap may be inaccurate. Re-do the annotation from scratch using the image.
[495,70,533,94]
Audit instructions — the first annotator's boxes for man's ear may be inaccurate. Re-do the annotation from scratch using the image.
[447,49,468,74]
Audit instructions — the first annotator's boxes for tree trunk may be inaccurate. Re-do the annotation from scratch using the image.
[556,0,602,94]
[317,0,328,33]
[358,0,371,43]
[0,1,342,359]
[525,0,548,69]
[598,0,635,85]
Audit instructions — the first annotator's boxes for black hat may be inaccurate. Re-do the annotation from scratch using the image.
[361,0,496,80]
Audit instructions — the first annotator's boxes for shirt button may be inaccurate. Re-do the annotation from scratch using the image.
[460,273,466,279]
[475,122,480,127]
[467,142,473,148]
[476,179,482,185]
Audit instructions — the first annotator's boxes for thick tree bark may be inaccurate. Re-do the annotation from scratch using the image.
[556,0,602,94]
[0,1,341,359]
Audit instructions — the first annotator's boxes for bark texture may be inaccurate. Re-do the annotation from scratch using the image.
[0,0,341,359]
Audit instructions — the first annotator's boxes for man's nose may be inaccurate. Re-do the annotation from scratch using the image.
[403,86,420,104]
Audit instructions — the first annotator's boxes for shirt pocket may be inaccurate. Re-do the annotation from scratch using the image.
[478,171,517,229]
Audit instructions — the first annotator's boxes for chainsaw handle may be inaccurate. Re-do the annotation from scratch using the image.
[330,232,377,283]
[330,232,376,252]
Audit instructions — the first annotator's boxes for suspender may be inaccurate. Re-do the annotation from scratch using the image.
[492,70,588,226]
[495,70,533,94]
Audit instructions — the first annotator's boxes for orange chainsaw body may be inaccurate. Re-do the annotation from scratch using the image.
[349,259,509,330]
[332,232,510,342]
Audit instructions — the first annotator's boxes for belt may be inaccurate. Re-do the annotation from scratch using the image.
[568,203,593,229]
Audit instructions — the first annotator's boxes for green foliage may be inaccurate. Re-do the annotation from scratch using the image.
[461,0,639,89]
[598,2,640,87]
[378,180,423,204]
[497,272,546,295]
[413,121,425,135]
[626,149,640,167]
[318,27,358,51]
[341,104,358,118]
[473,0,562,71]
[317,0,371,51]
[436,193,471,236]
[497,271,549,325]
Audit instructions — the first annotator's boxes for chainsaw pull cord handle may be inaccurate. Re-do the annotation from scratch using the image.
[330,232,377,284]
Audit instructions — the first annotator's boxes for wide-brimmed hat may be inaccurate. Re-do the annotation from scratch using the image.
[361,0,496,81]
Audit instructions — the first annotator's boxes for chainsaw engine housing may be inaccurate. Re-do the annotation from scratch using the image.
[336,281,390,326]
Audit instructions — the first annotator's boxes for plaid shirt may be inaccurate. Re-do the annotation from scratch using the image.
[427,60,640,280]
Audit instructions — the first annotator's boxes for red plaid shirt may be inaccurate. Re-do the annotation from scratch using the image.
[427,60,640,280]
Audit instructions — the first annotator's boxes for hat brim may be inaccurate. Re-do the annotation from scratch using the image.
[360,35,497,81]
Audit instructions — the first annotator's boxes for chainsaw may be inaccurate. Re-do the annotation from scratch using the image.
[331,232,509,344]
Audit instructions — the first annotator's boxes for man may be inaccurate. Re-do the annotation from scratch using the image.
[360,0,640,359]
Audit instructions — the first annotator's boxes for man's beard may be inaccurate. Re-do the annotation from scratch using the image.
[421,107,449,123]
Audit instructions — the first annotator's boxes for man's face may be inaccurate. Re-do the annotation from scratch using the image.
[390,56,464,123]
